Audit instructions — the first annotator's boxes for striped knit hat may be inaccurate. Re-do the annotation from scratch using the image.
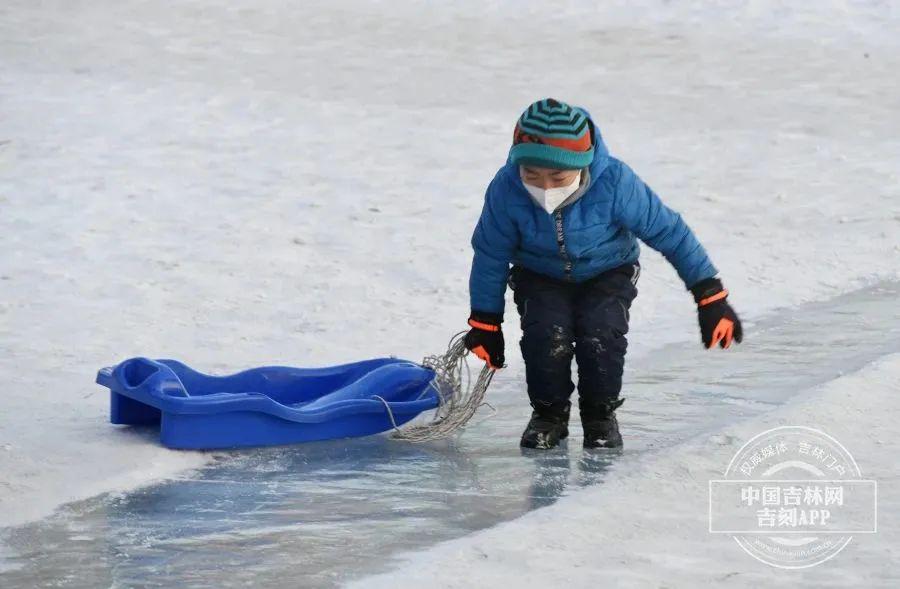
[509,98,594,170]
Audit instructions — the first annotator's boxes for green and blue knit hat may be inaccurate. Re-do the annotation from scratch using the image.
[509,98,594,170]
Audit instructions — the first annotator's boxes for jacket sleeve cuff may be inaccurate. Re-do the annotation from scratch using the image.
[469,310,504,329]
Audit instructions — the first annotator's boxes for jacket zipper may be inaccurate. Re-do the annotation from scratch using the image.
[553,209,574,281]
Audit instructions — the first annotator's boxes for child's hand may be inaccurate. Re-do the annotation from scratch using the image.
[464,311,506,369]
[690,278,744,349]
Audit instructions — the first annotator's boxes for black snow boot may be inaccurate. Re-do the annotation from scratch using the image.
[580,398,625,449]
[520,402,570,449]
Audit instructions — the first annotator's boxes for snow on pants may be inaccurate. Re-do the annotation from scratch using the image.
[508,262,639,409]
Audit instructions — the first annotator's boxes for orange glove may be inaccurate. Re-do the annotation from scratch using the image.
[690,278,744,349]
[463,311,505,369]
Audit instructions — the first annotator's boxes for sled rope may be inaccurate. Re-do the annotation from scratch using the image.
[386,331,496,442]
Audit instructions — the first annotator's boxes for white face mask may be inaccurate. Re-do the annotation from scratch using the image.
[521,170,582,214]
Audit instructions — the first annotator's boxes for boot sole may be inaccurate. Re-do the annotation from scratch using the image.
[520,439,567,450]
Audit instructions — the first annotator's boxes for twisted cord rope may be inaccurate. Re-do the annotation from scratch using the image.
[385,331,496,442]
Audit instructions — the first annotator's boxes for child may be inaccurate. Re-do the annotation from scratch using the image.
[464,98,742,450]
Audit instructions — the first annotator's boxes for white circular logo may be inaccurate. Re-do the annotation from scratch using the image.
[709,426,877,569]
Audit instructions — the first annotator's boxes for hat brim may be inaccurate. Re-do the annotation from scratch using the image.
[509,143,594,170]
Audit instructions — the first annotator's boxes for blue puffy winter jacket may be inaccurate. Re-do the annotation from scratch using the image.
[469,116,717,315]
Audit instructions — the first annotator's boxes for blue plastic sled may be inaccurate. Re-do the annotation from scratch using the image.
[95,357,439,449]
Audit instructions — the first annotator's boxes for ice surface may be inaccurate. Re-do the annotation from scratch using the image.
[2,0,900,531]
[353,361,900,589]
[1,282,897,587]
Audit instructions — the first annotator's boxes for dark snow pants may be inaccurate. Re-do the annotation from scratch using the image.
[508,262,639,410]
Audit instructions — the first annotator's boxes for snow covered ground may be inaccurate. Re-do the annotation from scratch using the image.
[1,0,899,585]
